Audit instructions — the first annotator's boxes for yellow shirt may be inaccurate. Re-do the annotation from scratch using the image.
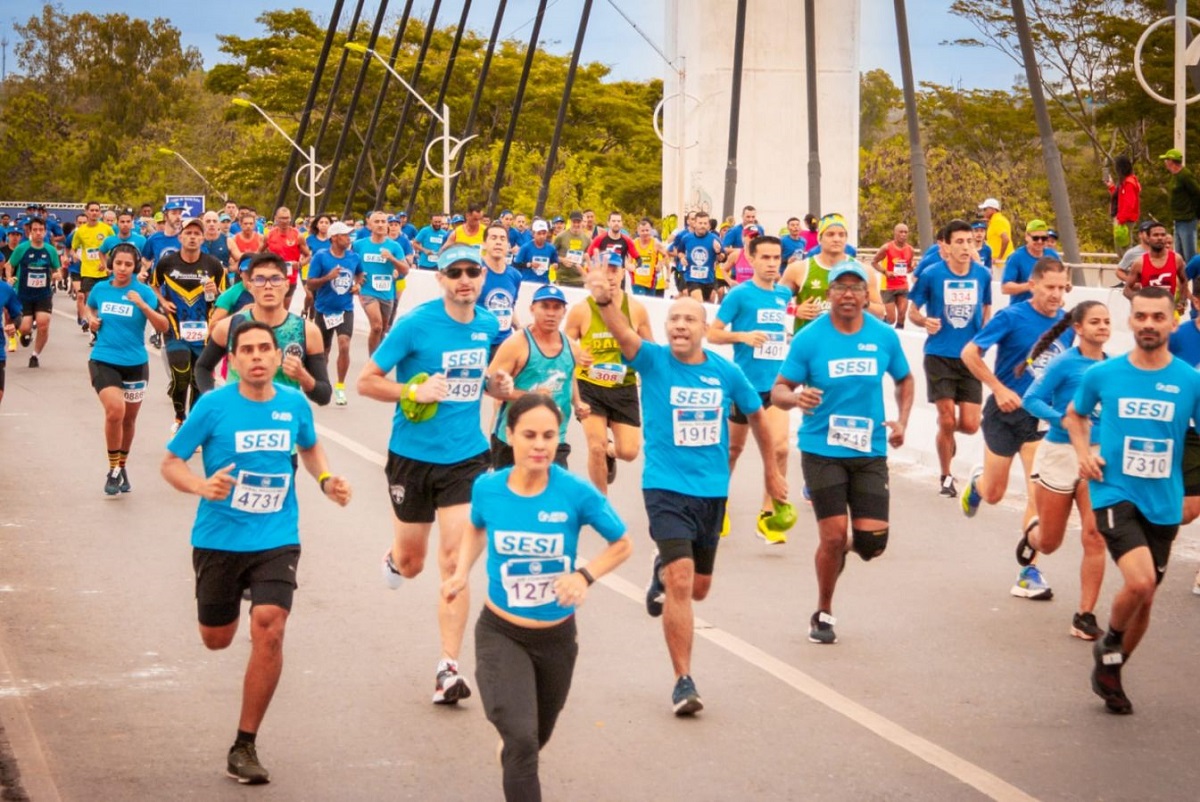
[454,224,485,247]
[985,212,1012,267]
[72,222,115,279]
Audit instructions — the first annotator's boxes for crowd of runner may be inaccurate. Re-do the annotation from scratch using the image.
[1,195,1197,797]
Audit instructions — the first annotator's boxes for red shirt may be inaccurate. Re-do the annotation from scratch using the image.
[586,232,640,261]
[1140,250,1178,294]
[880,242,914,291]
[266,227,304,284]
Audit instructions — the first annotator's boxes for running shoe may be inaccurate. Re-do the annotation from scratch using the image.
[719,511,730,539]
[1015,517,1040,567]
[808,610,838,644]
[79,320,89,333]
[118,468,132,494]
[1010,565,1053,600]
[960,465,983,517]
[88,332,96,347]
[103,468,121,496]
[433,659,472,705]
[755,510,787,545]
[27,354,38,368]
[5,335,15,352]
[149,332,162,349]
[18,332,31,348]
[939,475,957,498]
[1071,612,1103,641]
[381,549,404,590]
[671,674,703,716]
[1091,638,1132,714]
[226,741,270,784]
[334,387,348,406]
[645,555,665,617]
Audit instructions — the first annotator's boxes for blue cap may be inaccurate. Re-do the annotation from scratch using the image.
[970,221,987,230]
[386,215,399,223]
[551,216,564,224]
[162,199,186,212]
[827,262,870,284]
[397,210,409,217]
[437,244,484,271]
[450,214,465,224]
[1047,229,1058,238]
[500,209,513,216]
[532,285,567,304]
[605,251,624,267]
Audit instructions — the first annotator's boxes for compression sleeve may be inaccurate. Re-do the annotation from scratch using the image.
[194,337,225,394]
[303,352,333,406]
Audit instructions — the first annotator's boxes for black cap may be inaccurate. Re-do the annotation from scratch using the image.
[1138,219,1161,233]
[569,211,583,221]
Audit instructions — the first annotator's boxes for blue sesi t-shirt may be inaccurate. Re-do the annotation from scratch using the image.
[479,265,523,345]
[1023,347,1102,444]
[779,314,911,459]
[715,280,792,392]
[370,298,499,463]
[414,226,448,269]
[629,341,761,498]
[1001,245,1060,304]
[1074,355,1200,525]
[907,261,993,358]
[970,300,1072,396]
[352,237,404,301]
[470,466,626,623]
[307,248,363,314]
[167,384,317,551]
[86,279,160,366]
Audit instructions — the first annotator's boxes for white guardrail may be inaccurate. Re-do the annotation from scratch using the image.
[350,269,1138,495]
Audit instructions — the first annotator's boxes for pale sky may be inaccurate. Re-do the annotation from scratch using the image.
[6,0,1018,90]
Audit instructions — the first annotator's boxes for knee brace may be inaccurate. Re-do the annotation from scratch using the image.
[851,527,889,561]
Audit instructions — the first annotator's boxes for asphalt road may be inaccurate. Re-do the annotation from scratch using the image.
[2,308,1199,801]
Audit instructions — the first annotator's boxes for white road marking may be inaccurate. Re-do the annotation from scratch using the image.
[320,421,1038,802]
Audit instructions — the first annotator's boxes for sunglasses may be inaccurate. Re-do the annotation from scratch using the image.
[1029,235,1049,242]
[442,265,483,279]
[249,275,287,287]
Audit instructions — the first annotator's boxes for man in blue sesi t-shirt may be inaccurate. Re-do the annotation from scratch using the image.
[908,219,993,497]
[307,221,364,407]
[512,219,558,285]
[413,213,449,270]
[352,211,410,356]
[583,266,786,717]
[1065,287,1200,715]
[961,256,1072,601]
[358,244,514,707]
[773,261,913,646]
[161,319,351,785]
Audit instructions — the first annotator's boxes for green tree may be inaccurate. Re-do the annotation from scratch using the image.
[860,69,902,149]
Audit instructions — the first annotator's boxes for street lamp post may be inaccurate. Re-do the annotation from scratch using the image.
[230,98,326,218]
[344,42,474,216]
[157,147,228,203]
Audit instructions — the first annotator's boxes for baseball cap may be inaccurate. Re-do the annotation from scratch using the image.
[605,251,624,267]
[218,213,232,222]
[532,285,567,304]
[827,262,869,284]
[1025,219,1049,233]
[328,221,354,236]
[569,211,583,222]
[1047,229,1058,238]
[744,224,763,237]
[153,212,164,223]
[399,373,438,423]
[531,219,549,233]
[396,210,409,217]
[970,220,987,230]
[1138,218,1164,233]
[551,216,564,224]
[438,244,483,271]
[450,214,465,225]
[978,197,1001,211]
[386,215,399,223]
[162,199,187,212]
[500,209,513,217]
[1159,148,1184,161]
[180,217,204,231]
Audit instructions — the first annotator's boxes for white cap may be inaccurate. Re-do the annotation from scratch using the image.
[978,197,1001,211]
[328,221,354,236]
[531,219,549,233]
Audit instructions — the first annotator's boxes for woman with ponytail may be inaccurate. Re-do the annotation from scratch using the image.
[1021,301,1111,640]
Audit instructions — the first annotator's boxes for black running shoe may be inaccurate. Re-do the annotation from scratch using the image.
[1071,612,1102,641]
[672,674,703,716]
[1015,534,1037,567]
[808,610,837,644]
[939,475,957,498]
[1091,639,1132,714]
[18,332,31,347]
[646,555,665,618]
[227,741,270,784]
[104,468,121,496]
[149,332,162,349]
[118,468,131,494]
[28,355,39,368]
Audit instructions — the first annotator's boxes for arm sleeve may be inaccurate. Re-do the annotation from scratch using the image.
[302,351,333,406]
[194,337,225,394]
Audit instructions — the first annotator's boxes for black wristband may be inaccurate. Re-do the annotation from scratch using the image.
[578,567,596,585]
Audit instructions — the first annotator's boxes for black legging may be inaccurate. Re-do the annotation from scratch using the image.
[475,606,578,802]
[165,346,200,421]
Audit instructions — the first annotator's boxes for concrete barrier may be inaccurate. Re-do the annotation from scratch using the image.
[353,272,1137,495]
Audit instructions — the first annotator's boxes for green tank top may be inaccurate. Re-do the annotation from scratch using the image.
[495,329,576,444]
[226,310,308,388]
[575,294,638,387]
[793,257,833,333]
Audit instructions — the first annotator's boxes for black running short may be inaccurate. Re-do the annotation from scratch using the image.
[385,450,490,523]
[193,544,301,627]
[685,281,716,302]
[0,361,6,393]
[89,360,149,395]
[79,276,104,294]
[643,488,725,576]
[729,390,772,424]
[316,308,354,349]
[1095,502,1178,586]
[1183,428,1200,496]
[981,394,1043,458]
[924,355,982,404]
[18,296,51,316]
[576,380,641,427]
[489,433,570,470]
[801,452,890,522]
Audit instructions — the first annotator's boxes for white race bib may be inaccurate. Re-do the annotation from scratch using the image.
[371,273,393,292]
[567,249,585,265]
[322,311,345,329]
[753,332,788,361]
[893,260,908,277]
[121,380,147,404]
[230,471,290,514]
[1122,437,1171,479]
[531,256,550,275]
[493,307,513,332]
[86,248,101,262]
[635,263,653,277]
[445,367,484,402]
[673,407,721,447]
[588,362,627,384]
[179,320,208,343]
[828,415,873,453]
[27,273,47,288]
[944,281,977,306]
[501,557,569,609]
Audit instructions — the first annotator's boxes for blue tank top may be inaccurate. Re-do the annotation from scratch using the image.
[495,329,576,444]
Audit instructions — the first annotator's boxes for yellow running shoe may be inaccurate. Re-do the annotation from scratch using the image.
[719,511,730,538]
[756,510,788,545]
